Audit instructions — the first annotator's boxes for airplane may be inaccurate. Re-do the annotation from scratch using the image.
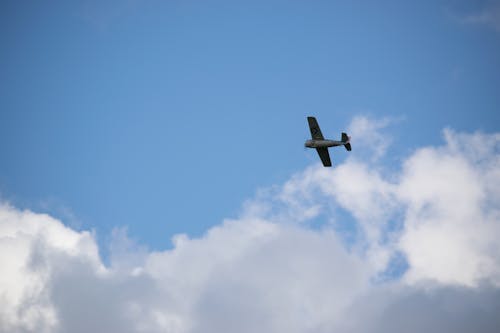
[304,116,351,167]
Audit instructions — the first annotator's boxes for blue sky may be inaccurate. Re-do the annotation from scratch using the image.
[1,0,499,252]
[1,1,500,332]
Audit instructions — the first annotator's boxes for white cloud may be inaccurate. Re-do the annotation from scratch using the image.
[0,204,102,333]
[1,117,500,332]
[346,115,395,161]
[0,210,369,333]
[398,129,500,286]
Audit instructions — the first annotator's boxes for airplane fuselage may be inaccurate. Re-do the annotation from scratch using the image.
[304,139,345,148]
[305,116,351,166]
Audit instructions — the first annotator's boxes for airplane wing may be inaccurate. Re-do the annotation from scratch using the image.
[316,147,332,167]
[307,116,324,140]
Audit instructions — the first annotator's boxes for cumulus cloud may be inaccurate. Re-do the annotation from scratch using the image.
[1,117,500,332]
[0,210,368,333]
[346,115,395,161]
[398,129,500,286]
[337,284,500,333]
[0,205,102,333]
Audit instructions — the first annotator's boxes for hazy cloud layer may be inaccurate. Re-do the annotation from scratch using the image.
[461,1,500,32]
[1,117,499,332]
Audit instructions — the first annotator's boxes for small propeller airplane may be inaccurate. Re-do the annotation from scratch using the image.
[304,116,351,167]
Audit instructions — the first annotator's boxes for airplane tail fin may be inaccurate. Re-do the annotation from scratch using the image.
[341,132,352,151]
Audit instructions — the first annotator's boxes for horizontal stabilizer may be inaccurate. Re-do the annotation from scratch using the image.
[341,132,351,151]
